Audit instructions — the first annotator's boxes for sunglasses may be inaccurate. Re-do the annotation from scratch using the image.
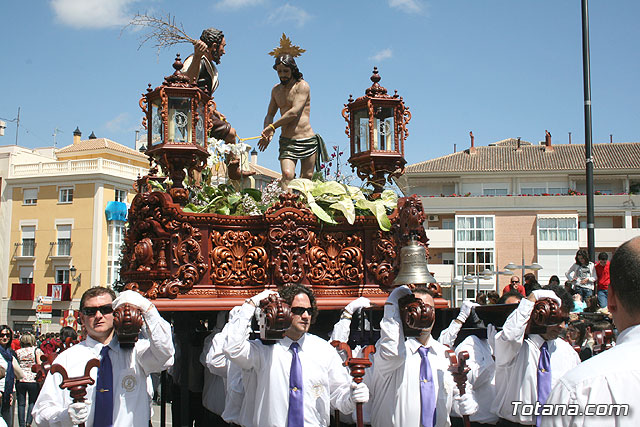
[81,304,114,316]
[511,281,520,283]
[0,333,10,338]
[290,306,313,316]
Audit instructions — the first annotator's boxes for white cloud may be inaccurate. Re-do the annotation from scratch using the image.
[388,0,426,14]
[104,113,130,132]
[267,4,311,28]
[50,0,137,29]
[215,0,265,9]
[370,48,393,62]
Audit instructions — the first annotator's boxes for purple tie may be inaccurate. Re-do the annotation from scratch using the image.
[536,341,551,426]
[288,342,304,427]
[94,345,113,427]
[418,346,436,427]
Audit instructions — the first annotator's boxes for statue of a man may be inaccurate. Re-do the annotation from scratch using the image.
[182,27,237,145]
[258,42,327,191]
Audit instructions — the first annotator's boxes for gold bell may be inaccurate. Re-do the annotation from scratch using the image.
[393,236,436,286]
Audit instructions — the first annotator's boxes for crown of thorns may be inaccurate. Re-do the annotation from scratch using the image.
[268,33,305,58]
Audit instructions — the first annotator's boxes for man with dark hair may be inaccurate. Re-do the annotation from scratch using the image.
[223,285,368,426]
[33,288,174,426]
[543,237,640,426]
[492,284,579,425]
[370,285,477,426]
[182,27,237,144]
[595,251,610,308]
[498,290,524,305]
[523,273,541,296]
[258,51,328,191]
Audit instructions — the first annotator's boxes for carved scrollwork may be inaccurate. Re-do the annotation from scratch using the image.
[164,222,207,296]
[210,230,268,286]
[367,230,397,288]
[307,232,363,286]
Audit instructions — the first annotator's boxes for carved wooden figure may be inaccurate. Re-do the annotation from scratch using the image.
[330,341,376,427]
[50,358,100,427]
[258,294,292,340]
[446,349,471,427]
[527,298,564,335]
[398,294,435,337]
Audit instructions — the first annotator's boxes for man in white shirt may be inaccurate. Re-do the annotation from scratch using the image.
[32,287,174,426]
[492,285,579,426]
[370,285,477,427]
[223,284,368,427]
[542,236,640,426]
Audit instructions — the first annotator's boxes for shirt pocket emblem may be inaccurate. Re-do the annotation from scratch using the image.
[122,374,137,392]
[312,383,324,399]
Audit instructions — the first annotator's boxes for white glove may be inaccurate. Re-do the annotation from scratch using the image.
[388,285,412,305]
[344,297,371,315]
[249,289,278,306]
[67,401,89,425]
[350,382,369,403]
[531,290,562,307]
[487,323,497,354]
[113,290,152,312]
[455,392,478,416]
[457,301,479,323]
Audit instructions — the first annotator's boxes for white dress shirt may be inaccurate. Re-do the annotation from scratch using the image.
[223,303,356,427]
[200,331,227,416]
[453,335,498,424]
[32,307,174,427]
[438,319,463,348]
[371,301,455,427]
[492,298,580,424]
[541,324,640,427]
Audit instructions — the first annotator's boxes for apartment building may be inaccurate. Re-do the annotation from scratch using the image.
[398,137,640,304]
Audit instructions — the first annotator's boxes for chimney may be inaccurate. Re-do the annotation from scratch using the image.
[89,131,97,139]
[251,147,258,165]
[516,137,521,150]
[73,127,82,145]
[468,131,476,154]
[544,130,554,152]
[610,134,613,143]
[568,132,572,145]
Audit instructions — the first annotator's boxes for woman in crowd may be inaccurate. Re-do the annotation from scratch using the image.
[15,333,41,427]
[566,249,597,301]
[0,326,19,427]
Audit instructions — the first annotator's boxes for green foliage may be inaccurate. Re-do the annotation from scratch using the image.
[183,183,265,216]
[288,178,398,231]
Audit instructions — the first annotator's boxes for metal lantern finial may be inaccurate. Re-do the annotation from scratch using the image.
[393,236,436,286]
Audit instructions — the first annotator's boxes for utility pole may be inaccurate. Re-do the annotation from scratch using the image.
[15,107,20,145]
[581,0,596,264]
[53,128,63,148]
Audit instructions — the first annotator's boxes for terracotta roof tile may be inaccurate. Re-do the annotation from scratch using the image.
[57,138,147,159]
[406,142,640,173]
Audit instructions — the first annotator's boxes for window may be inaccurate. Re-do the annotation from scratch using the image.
[57,225,72,256]
[23,188,38,205]
[19,267,33,284]
[21,226,36,257]
[107,221,126,285]
[456,248,494,276]
[521,183,569,195]
[521,186,546,195]
[442,252,454,265]
[59,188,74,203]
[56,268,70,284]
[442,219,455,230]
[456,216,494,242]
[483,188,508,196]
[538,217,578,241]
[115,189,127,203]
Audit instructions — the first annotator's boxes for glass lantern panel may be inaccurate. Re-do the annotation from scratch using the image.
[151,101,163,146]
[373,107,394,151]
[353,110,369,153]
[168,97,192,143]
[195,104,205,146]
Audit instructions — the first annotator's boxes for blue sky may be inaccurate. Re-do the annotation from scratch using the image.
[1,0,638,175]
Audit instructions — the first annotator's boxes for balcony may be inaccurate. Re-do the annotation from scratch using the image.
[579,228,640,248]
[9,158,147,181]
[47,283,72,301]
[11,283,35,301]
[424,229,454,248]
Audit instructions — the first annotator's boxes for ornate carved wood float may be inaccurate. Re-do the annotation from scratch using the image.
[120,185,446,311]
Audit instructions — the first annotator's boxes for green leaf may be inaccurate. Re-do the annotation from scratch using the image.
[288,178,316,197]
[227,193,242,206]
[380,189,399,209]
[308,201,337,224]
[216,205,231,216]
[242,188,262,202]
[312,181,347,198]
[329,197,356,224]
[182,204,197,213]
[356,199,392,231]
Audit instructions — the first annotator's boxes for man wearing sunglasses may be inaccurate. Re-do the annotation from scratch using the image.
[492,285,579,426]
[223,284,369,426]
[33,287,174,426]
[504,276,526,297]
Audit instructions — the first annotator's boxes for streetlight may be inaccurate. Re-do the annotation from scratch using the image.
[503,262,543,282]
[478,268,514,293]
